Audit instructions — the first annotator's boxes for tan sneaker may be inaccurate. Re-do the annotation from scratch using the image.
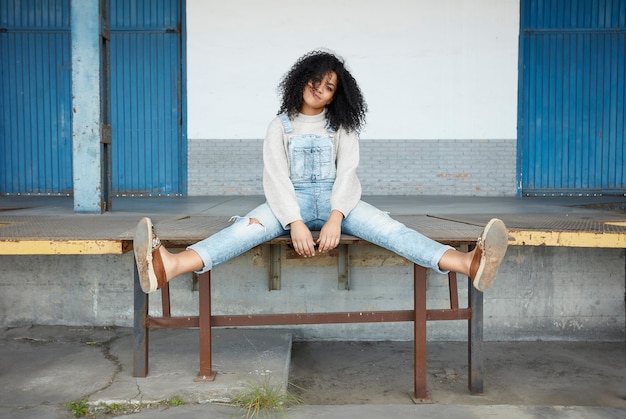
[469,218,508,291]
[133,217,167,293]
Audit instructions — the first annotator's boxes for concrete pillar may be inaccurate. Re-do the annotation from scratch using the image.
[71,0,104,213]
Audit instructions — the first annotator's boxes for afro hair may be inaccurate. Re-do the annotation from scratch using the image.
[277,50,367,133]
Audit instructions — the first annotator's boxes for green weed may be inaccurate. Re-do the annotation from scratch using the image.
[64,399,90,418]
[64,395,185,417]
[231,379,302,418]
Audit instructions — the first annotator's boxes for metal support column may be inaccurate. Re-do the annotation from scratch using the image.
[196,271,216,382]
[469,268,484,393]
[71,0,105,213]
[133,261,149,377]
[413,264,428,401]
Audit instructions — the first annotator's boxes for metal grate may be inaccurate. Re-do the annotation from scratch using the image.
[428,214,626,234]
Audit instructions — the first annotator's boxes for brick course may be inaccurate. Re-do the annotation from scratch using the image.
[188,139,517,196]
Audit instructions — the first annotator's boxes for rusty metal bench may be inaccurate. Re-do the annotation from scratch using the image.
[132,233,484,402]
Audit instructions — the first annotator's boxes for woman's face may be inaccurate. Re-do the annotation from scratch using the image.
[300,71,337,115]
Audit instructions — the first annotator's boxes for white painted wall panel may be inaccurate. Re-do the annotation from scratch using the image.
[186,0,519,140]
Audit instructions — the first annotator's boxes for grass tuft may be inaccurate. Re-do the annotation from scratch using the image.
[231,379,302,418]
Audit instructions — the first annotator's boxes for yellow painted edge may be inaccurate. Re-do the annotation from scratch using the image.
[509,230,626,248]
[1,232,624,254]
[0,240,132,255]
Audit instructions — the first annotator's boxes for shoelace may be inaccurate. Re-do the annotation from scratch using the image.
[151,226,161,251]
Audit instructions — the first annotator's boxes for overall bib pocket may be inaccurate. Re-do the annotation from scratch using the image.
[288,134,336,184]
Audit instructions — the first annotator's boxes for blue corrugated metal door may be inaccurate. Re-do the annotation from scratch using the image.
[0,0,72,195]
[109,0,186,195]
[518,0,626,195]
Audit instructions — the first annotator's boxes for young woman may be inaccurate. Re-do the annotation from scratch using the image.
[134,50,508,294]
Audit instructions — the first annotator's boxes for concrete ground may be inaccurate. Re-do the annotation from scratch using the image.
[0,325,624,419]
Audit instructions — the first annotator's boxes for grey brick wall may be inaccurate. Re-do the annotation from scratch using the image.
[188,139,264,196]
[188,138,517,196]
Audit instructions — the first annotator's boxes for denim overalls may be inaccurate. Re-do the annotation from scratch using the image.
[189,115,452,274]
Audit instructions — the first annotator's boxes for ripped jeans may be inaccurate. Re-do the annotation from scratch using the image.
[188,184,453,274]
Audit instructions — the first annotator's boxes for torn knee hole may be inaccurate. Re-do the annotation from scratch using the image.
[249,218,262,225]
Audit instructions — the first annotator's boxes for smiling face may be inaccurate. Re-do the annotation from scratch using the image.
[300,71,338,115]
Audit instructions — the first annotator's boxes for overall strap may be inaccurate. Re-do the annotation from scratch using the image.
[278,113,293,134]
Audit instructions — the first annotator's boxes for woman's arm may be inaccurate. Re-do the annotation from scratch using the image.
[317,209,344,253]
[317,129,362,253]
[262,117,302,229]
[263,117,316,257]
[330,129,362,218]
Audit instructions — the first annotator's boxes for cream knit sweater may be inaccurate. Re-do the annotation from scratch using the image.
[262,111,362,229]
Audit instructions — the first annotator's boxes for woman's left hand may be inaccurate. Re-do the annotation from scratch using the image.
[317,210,344,253]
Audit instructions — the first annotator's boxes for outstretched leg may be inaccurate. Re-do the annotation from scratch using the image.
[438,248,474,276]
[342,201,508,291]
[133,217,203,293]
[134,203,287,294]
[418,218,508,291]
[468,218,508,290]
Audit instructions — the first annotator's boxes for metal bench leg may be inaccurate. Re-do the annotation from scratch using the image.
[413,264,428,401]
[337,244,350,290]
[133,260,148,377]
[196,270,216,381]
[468,279,484,393]
[161,282,171,317]
[270,244,281,291]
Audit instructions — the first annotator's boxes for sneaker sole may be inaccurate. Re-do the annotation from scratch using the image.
[133,217,158,293]
[473,218,508,291]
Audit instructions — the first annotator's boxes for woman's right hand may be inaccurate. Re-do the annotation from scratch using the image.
[289,220,316,257]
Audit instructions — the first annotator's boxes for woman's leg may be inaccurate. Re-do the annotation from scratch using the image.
[341,202,507,290]
[135,203,286,293]
[438,248,474,275]
[154,246,203,280]
[187,203,286,273]
[342,201,457,273]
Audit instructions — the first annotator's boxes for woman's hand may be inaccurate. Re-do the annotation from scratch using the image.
[317,210,344,253]
[289,220,316,257]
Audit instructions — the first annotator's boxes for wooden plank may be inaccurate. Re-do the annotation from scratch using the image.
[509,231,626,248]
[268,233,364,244]
[0,240,131,255]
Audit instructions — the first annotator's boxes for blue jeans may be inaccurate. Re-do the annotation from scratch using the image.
[188,184,453,274]
[189,114,452,274]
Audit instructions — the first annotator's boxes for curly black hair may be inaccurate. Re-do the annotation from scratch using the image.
[277,50,367,133]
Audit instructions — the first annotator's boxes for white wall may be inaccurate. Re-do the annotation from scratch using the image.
[187,0,519,140]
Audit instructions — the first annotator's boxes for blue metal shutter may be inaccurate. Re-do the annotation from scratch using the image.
[109,0,186,195]
[518,0,626,195]
[0,0,72,194]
